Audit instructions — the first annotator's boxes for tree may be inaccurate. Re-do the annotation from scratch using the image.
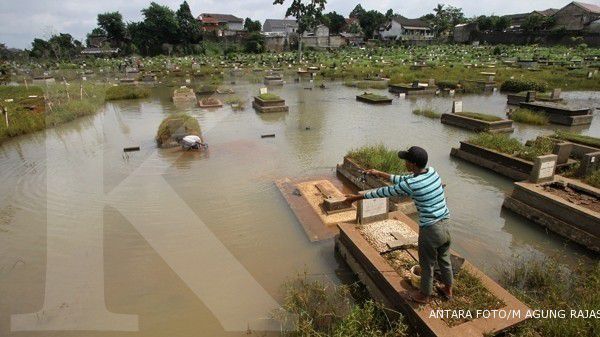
[244,18,262,32]
[273,0,327,61]
[358,10,385,40]
[385,9,394,19]
[129,2,179,55]
[323,11,345,34]
[522,14,555,32]
[97,12,127,47]
[176,1,202,46]
[493,16,510,32]
[30,38,52,58]
[429,4,465,37]
[245,32,265,53]
[349,4,365,18]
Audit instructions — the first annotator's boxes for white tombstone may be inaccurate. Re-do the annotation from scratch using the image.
[452,101,463,113]
[357,198,389,224]
[259,87,268,95]
[551,88,561,99]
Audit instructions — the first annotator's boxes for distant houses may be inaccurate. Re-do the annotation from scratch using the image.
[262,19,298,36]
[197,13,244,36]
[553,1,600,31]
[378,16,433,44]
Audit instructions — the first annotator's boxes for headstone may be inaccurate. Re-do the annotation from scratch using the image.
[399,93,406,99]
[357,198,388,224]
[588,72,593,79]
[449,89,455,96]
[487,75,495,83]
[411,81,419,88]
[529,154,558,183]
[552,142,573,165]
[551,88,561,99]
[452,101,463,113]
[259,87,268,95]
[323,197,351,213]
[428,78,435,87]
[578,151,600,178]
[526,91,536,102]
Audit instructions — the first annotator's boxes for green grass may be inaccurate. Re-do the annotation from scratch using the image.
[498,257,600,337]
[500,79,548,93]
[554,131,600,148]
[105,85,150,101]
[224,96,245,110]
[273,272,408,337]
[456,112,503,122]
[357,93,390,101]
[257,93,282,101]
[413,108,441,119]
[347,144,406,173]
[0,84,106,143]
[510,108,549,125]
[584,169,600,188]
[468,133,554,161]
[345,80,388,90]
[155,112,201,146]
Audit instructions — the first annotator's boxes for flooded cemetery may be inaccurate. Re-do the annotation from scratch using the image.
[1,39,600,337]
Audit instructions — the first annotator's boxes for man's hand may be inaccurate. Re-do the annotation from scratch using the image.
[344,194,364,203]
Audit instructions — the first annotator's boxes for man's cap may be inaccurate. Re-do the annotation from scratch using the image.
[398,146,428,168]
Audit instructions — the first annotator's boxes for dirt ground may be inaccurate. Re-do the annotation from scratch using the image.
[543,183,600,213]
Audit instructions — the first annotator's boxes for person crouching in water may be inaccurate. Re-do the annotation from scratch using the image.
[344,146,453,303]
[180,134,208,151]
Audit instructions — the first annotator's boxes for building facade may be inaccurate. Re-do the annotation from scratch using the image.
[378,16,433,43]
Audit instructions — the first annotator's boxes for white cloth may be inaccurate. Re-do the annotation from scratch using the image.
[182,135,201,144]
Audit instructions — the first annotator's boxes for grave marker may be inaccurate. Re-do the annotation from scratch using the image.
[452,101,463,113]
[552,142,573,165]
[578,151,600,178]
[357,198,388,224]
[551,88,561,99]
[530,154,558,183]
[259,87,268,95]
[526,91,536,102]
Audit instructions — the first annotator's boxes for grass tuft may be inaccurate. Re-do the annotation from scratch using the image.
[456,112,503,122]
[347,144,406,173]
[258,93,282,101]
[468,133,554,161]
[413,108,441,119]
[510,108,549,125]
[554,131,600,148]
[155,112,201,146]
[105,85,150,101]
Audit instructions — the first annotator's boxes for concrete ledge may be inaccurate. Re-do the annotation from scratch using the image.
[356,95,393,104]
[441,113,514,133]
[450,142,532,181]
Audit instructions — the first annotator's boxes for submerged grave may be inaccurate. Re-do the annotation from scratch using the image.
[503,155,600,252]
[519,100,593,126]
[507,89,562,105]
[356,92,393,104]
[335,200,529,337]
[389,79,437,95]
[252,90,289,113]
[172,86,196,103]
[441,101,514,133]
[198,96,223,109]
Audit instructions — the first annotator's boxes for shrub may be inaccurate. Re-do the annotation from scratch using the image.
[413,108,441,118]
[585,169,600,188]
[155,112,201,146]
[105,85,150,101]
[510,108,549,125]
[500,79,548,93]
[347,144,406,173]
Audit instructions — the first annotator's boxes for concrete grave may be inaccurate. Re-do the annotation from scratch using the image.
[551,88,561,99]
[525,91,536,102]
[357,198,389,224]
[529,155,558,183]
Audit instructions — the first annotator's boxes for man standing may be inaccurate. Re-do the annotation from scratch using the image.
[344,146,453,303]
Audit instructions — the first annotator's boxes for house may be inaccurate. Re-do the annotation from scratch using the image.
[197,13,244,36]
[378,16,433,43]
[504,8,558,30]
[553,2,600,31]
[304,24,329,37]
[263,19,298,35]
[453,22,479,43]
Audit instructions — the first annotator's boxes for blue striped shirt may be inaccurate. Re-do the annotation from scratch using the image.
[363,167,450,227]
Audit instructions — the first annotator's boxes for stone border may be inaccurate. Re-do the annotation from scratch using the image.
[450,142,533,181]
[389,84,437,95]
[252,96,289,113]
[441,113,514,133]
[502,177,600,252]
[198,99,223,109]
[335,211,530,337]
[336,156,416,214]
[519,102,593,126]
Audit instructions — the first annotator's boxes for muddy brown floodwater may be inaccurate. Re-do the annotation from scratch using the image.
[0,80,598,337]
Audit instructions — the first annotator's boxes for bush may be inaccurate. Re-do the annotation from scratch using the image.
[105,85,150,101]
[155,112,201,146]
[347,144,406,173]
[413,108,441,118]
[510,108,549,125]
[500,79,548,93]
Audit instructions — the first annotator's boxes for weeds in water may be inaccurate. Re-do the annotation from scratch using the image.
[413,108,441,119]
[273,273,408,337]
[347,144,406,173]
[509,108,549,125]
[224,96,245,110]
[498,257,600,337]
[105,85,150,100]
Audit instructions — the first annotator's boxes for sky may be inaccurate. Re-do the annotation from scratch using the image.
[0,0,593,49]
